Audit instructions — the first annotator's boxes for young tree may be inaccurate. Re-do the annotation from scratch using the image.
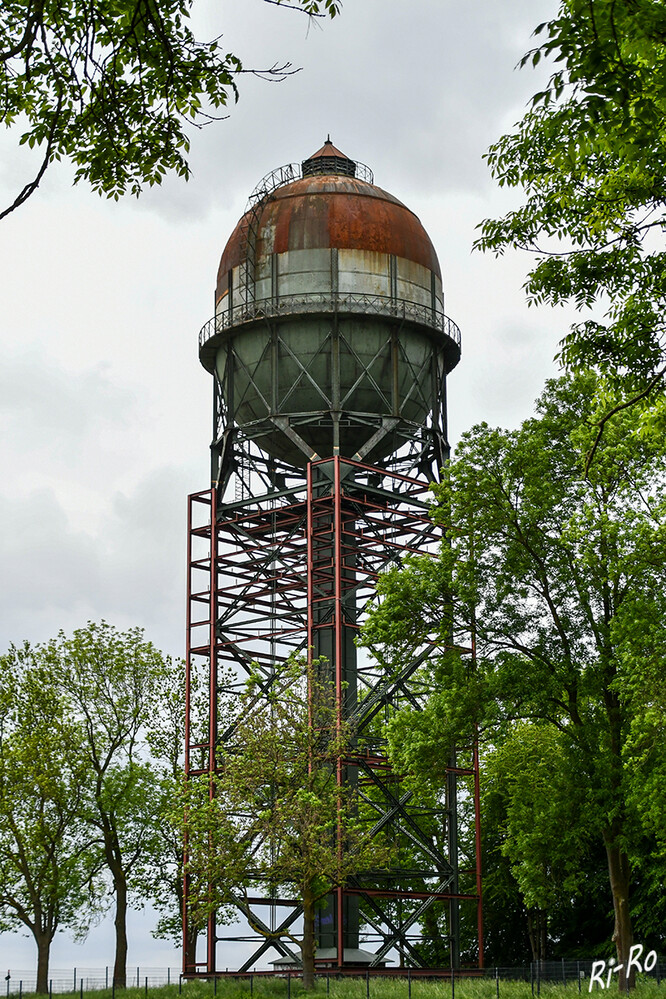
[183,659,391,990]
[47,621,170,988]
[0,0,340,219]
[476,1,666,402]
[0,644,100,993]
[364,373,666,987]
[139,656,201,963]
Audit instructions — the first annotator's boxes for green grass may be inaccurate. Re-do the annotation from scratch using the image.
[15,977,665,999]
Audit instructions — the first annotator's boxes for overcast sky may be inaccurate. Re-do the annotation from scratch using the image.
[0,0,571,975]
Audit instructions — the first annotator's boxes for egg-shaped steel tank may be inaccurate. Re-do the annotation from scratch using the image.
[199,141,461,469]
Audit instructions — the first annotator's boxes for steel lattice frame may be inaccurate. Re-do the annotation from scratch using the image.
[184,453,483,976]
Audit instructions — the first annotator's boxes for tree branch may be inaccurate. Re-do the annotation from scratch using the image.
[584,364,666,476]
[0,92,62,222]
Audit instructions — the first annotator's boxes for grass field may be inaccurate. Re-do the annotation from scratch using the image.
[15,976,664,999]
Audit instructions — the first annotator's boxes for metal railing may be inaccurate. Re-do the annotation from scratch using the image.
[199,293,462,352]
[1,968,181,995]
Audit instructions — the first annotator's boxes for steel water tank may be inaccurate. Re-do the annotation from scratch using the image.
[199,141,461,468]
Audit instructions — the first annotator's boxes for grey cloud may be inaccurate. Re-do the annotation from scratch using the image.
[0,466,193,657]
[0,489,102,646]
[133,0,556,223]
[0,350,136,437]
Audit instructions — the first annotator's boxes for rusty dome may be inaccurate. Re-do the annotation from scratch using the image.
[201,143,460,470]
[215,142,441,308]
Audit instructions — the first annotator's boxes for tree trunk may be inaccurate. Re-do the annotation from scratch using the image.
[605,836,634,990]
[302,888,316,990]
[527,909,547,966]
[113,871,128,988]
[185,924,199,974]
[34,930,51,995]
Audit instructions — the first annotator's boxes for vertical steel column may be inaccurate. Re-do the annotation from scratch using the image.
[183,489,218,976]
[207,490,218,975]
[473,738,484,968]
[470,600,483,968]
[333,457,344,969]
[183,494,195,974]
[471,541,483,968]
[306,463,315,660]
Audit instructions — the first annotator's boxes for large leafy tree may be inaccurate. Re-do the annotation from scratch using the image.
[0,644,100,994]
[363,373,666,987]
[476,1,666,402]
[184,659,390,990]
[0,0,340,219]
[465,728,613,966]
[481,725,613,963]
[46,621,171,989]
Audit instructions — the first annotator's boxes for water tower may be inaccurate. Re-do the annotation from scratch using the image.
[184,141,482,976]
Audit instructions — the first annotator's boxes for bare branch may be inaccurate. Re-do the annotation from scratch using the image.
[238,61,301,81]
[261,0,327,14]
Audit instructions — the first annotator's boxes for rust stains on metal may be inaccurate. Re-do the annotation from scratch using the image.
[216,174,440,304]
[305,137,350,161]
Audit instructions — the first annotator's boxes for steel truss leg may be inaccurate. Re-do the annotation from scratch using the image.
[184,458,482,975]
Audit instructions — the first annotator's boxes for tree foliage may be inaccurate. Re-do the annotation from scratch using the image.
[364,373,666,984]
[0,0,341,218]
[140,654,197,954]
[46,621,174,989]
[0,644,100,993]
[183,659,390,990]
[0,623,186,986]
[476,1,666,396]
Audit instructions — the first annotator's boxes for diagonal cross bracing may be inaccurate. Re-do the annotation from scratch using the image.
[185,457,480,976]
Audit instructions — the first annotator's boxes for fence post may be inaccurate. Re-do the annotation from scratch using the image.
[137,968,140,988]
[578,961,581,994]
[563,959,566,987]
[145,977,148,998]
[168,971,171,986]
[106,969,109,991]
[80,980,83,999]
[451,968,455,999]
[408,969,411,999]
[179,975,183,995]
[495,968,499,999]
